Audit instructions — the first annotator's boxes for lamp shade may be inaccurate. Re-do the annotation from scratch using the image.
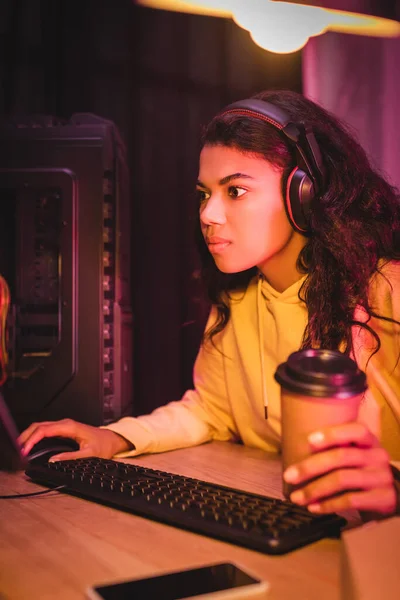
[282,1,399,21]
[136,1,400,53]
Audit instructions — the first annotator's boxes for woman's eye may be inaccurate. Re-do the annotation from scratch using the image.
[228,186,247,199]
[196,189,210,204]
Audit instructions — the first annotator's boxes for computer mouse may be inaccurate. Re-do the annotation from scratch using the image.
[27,436,80,463]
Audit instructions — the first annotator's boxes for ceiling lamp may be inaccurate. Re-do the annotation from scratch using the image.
[136,0,400,54]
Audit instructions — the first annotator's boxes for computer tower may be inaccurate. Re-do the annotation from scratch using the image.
[0,113,132,431]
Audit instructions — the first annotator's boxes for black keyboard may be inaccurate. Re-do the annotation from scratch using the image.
[26,457,346,555]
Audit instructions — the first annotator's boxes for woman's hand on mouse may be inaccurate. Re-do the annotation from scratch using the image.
[283,422,398,516]
[18,419,134,461]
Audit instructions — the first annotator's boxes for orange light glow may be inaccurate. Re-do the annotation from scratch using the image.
[136,0,232,18]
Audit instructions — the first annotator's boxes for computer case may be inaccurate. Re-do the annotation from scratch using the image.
[0,113,132,431]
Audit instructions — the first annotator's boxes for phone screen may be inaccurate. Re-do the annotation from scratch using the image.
[91,562,263,600]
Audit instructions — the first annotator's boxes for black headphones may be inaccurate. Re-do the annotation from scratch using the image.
[218,99,325,235]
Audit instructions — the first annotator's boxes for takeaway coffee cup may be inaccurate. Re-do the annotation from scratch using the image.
[274,349,367,498]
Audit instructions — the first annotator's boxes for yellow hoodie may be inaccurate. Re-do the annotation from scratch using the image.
[104,261,400,461]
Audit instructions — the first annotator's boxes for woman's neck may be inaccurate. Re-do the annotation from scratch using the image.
[258,231,307,293]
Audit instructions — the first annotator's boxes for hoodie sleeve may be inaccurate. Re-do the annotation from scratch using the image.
[101,310,239,457]
[354,261,400,461]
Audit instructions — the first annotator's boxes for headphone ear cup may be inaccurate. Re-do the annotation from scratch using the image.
[285,167,314,235]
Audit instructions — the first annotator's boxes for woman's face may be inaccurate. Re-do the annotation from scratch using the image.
[197,144,305,290]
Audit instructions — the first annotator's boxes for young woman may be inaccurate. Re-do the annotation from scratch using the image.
[19,90,400,516]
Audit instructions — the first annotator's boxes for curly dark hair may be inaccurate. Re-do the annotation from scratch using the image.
[195,89,400,355]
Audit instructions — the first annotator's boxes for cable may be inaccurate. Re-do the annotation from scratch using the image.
[0,485,66,499]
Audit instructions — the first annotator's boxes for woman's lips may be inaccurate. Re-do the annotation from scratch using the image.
[207,240,231,254]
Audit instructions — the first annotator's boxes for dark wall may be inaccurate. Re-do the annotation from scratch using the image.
[0,0,302,417]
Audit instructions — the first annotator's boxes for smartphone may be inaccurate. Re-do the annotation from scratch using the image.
[86,562,269,600]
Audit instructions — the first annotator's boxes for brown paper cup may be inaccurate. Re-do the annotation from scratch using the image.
[275,349,367,499]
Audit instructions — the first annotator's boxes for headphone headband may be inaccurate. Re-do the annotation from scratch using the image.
[219,98,325,192]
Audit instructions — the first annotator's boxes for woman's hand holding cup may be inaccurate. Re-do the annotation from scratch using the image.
[283,421,397,516]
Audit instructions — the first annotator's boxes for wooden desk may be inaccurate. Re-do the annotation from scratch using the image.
[0,441,350,600]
